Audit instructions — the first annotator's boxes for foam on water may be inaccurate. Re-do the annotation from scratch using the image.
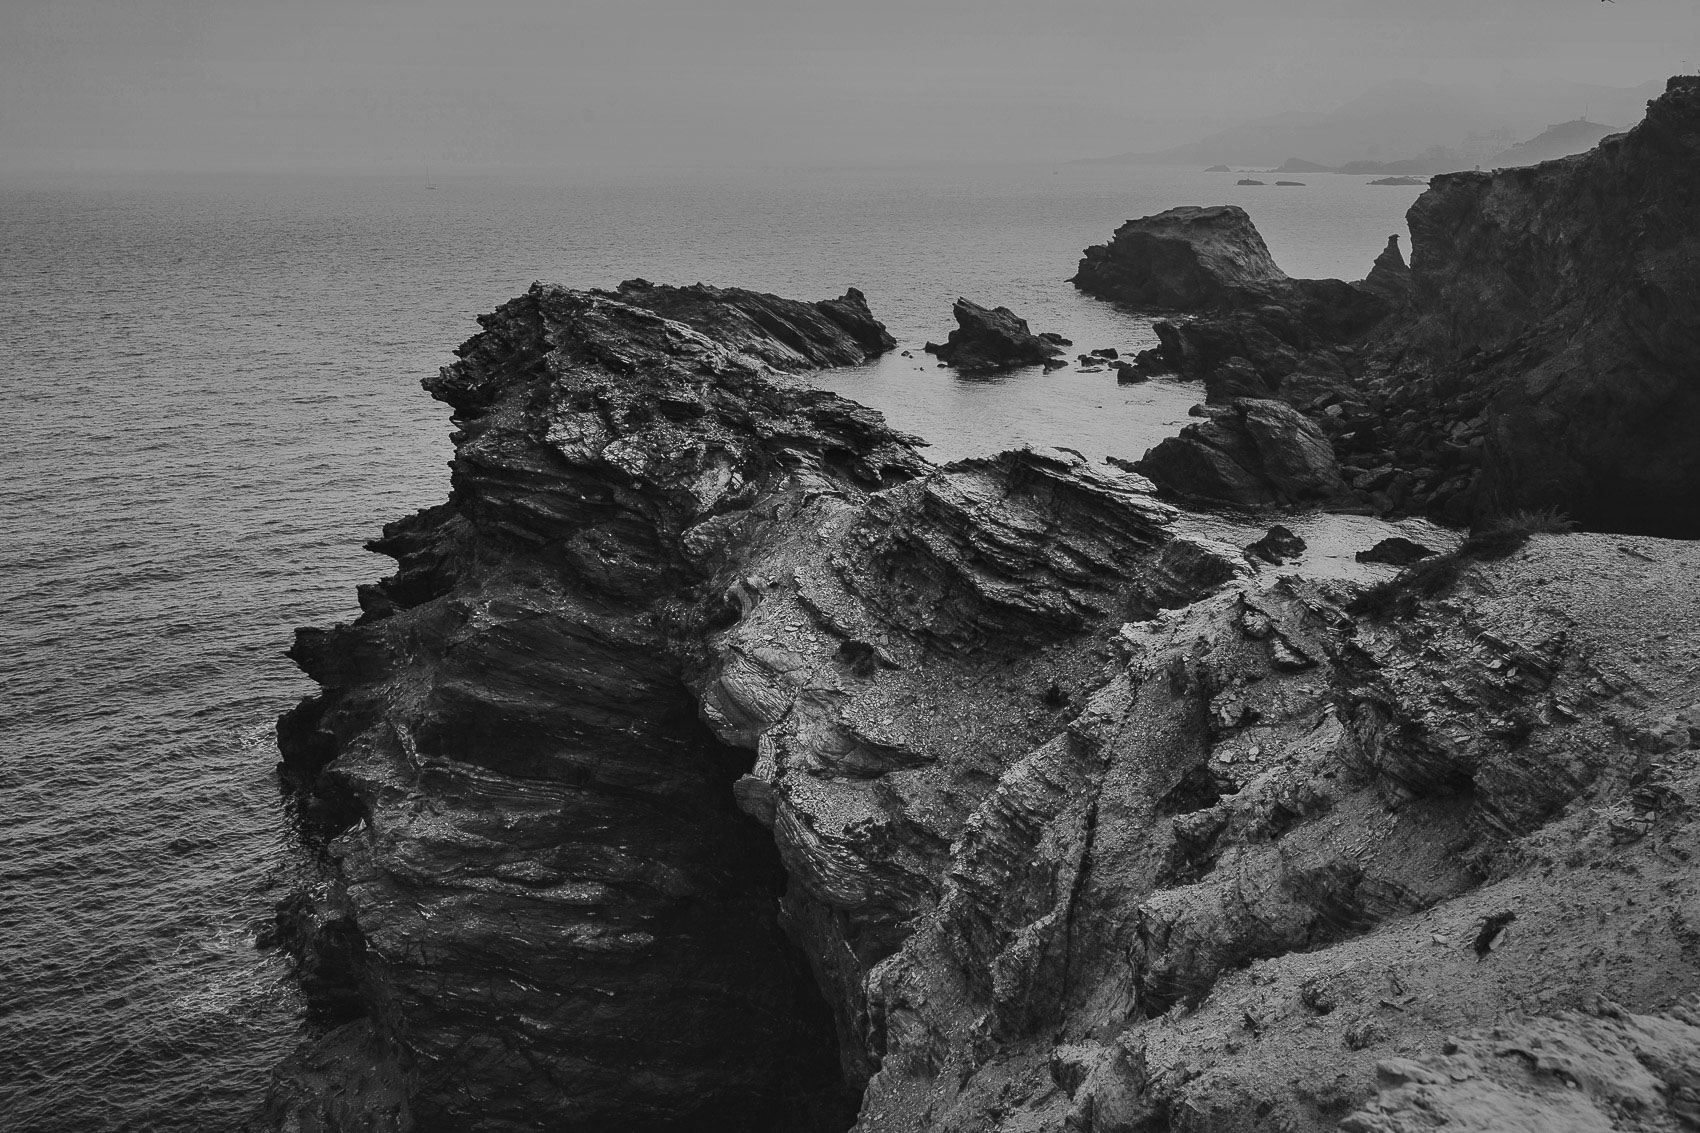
[0,162,1426,1129]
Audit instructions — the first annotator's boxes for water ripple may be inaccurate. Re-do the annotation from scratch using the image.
[0,164,1422,1131]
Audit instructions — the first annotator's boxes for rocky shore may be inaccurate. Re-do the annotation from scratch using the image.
[263,78,1700,1133]
[1076,76,1700,536]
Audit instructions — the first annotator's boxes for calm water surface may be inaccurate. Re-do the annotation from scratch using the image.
[0,163,1424,1130]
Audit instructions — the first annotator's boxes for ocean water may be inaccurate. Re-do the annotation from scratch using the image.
[0,162,1425,1131]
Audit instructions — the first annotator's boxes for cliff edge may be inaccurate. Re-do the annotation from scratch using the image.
[1076,76,1700,537]
[267,272,1700,1132]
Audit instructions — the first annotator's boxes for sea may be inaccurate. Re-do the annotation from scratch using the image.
[0,161,1427,1131]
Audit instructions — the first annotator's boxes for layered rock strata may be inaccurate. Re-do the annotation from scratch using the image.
[1076,76,1700,536]
[266,280,918,1132]
[272,276,1700,1133]
[830,529,1700,1133]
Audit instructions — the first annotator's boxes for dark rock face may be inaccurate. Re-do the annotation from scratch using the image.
[1391,77,1700,534]
[1071,205,1290,311]
[267,281,916,1132]
[1355,535,1436,565]
[1246,523,1307,563]
[1360,234,1413,304]
[1076,76,1700,537]
[922,299,1066,372]
[1135,398,1351,509]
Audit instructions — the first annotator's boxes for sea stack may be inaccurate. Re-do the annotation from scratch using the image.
[922,298,1068,371]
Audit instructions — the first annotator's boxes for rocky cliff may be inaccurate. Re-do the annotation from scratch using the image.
[922,298,1068,372]
[265,280,918,1131]
[268,272,1700,1132]
[1076,76,1700,537]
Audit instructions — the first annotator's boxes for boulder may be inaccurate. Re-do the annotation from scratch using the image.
[1246,524,1308,563]
[1135,398,1350,508]
[1132,346,1171,375]
[1355,536,1436,566]
[1205,356,1273,401]
[1071,205,1289,311]
[923,298,1066,372]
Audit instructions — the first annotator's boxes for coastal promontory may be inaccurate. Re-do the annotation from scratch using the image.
[262,76,1700,1133]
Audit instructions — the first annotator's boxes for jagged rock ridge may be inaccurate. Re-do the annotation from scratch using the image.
[266,280,919,1132]
[270,274,1700,1133]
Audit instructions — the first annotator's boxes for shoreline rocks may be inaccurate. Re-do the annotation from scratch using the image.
[1135,397,1352,509]
[922,298,1067,372]
[1070,204,1291,311]
[256,73,1700,1133]
[1074,76,1700,537]
[266,272,1700,1133]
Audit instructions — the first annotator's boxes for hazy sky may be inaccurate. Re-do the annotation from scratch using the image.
[3,0,1696,171]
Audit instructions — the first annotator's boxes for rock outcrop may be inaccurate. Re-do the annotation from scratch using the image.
[1135,397,1351,509]
[1071,205,1291,311]
[839,530,1700,1133]
[269,273,1700,1133]
[1359,235,1412,305]
[265,280,918,1132]
[922,298,1067,372]
[1074,76,1700,537]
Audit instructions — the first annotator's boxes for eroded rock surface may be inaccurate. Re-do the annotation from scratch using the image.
[1342,1004,1700,1133]
[266,281,918,1132]
[270,274,1700,1133]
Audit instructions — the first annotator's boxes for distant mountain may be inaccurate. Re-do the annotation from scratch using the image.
[1079,76,1662,167]
[1485,119,1621,167]
[1265,116,1623,179]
